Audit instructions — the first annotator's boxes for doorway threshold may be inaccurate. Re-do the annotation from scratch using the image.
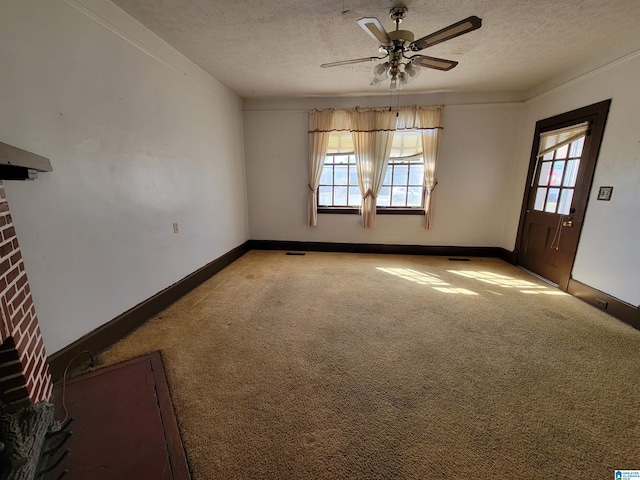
[518,266,560,288]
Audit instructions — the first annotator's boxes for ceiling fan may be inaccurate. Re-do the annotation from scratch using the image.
[321,5,482,90]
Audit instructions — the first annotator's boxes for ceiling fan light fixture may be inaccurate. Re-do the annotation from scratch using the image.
[404,62,420,81]
[373,61,390,80]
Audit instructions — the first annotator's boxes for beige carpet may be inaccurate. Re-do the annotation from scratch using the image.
[96,251,640,479]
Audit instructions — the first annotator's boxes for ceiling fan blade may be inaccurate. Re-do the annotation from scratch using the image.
[410,16,482,51]
[357,17,393,46]
[321,56,384,68]
[410,55,458,71]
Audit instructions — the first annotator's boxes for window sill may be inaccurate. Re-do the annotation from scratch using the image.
[318,208,425,216]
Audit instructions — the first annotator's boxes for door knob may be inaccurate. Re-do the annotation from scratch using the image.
[562,219,573,227]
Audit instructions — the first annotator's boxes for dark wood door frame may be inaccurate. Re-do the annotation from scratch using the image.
[514,99,612,289]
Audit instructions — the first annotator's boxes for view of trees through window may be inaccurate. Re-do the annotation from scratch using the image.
[318,131,425,209]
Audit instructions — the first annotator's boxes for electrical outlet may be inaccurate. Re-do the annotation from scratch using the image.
[595,298,608,309]
[172,222,179,233]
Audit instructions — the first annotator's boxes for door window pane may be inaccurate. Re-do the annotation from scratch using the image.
[563,159,580,187]
[558,189,574,215]
[534,187,547,211]
[550,161,565,187]
[569,136,585,158]
[555,144,569,159]
[538,162,551,186]
[545,188,560,212]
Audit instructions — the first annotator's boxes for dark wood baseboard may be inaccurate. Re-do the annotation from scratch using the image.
[48,242,250,383]
[248,239,502,258]
[567,279,639,330]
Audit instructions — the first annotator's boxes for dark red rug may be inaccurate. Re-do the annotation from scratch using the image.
[52,351,190,479]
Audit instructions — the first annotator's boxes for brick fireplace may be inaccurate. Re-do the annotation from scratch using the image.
[0,180,52,407]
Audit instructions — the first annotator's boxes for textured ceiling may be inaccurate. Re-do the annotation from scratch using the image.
[111,0,640,99]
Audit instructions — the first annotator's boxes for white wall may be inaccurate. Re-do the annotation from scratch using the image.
[244,96,522,247]
[0,0,248,353]
[503,51,640,306]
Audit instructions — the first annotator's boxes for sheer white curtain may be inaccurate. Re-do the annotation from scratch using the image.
[307,109,335,227]
[349,108,397,229]
[397,106,444,229]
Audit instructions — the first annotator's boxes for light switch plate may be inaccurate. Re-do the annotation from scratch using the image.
[597,186,613,201]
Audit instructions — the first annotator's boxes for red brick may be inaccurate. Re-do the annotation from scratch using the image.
[0,276,6,293]
[5,284,16,300]
[10,251,21,266]
[2,226,15,241]
[6,214,11,223]
[0,242,13,257]
[11,238,17,249]
[0,216,6,227]
[12,291,25,311]
[16,274,27,290]
[0,202,9,213]
[6,266,19,284]
[18,263,24,272]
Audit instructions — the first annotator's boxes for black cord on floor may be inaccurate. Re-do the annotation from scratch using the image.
[59,350,97,424]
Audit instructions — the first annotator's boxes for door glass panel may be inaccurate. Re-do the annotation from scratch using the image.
[558,189,574,215]
[555,144,569,159]
[545,188,560,212]
[569,136,585,158]
[563,159,580,187]
[534,187,547,211]
[550,161,565,186]
[538,162,551,186]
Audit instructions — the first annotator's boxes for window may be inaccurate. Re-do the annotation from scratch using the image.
[533,133,585,215]
[318,130,425,212]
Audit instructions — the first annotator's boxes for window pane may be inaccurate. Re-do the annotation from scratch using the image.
[377,186,391,206]
[320,165,333,185]
[334,155,350,164]
[391,187,407,206]
[538,162,551,186]
[569,136,585,158]
[555,144,569,159]
[383,166,392,185]
[408,164,424,185]
[534,187,547,211]
[349,165,358,186]
[392,165,408,185]
[550,161,565,187]
[319,186,333,206]
[563,159,580,187]
[334,165,348,185]
[334,186,348,206]
[348,187,361,207]
[407,187,423,207]
[543,151,554,161]
[545,188,560,213]
[558,189,574,215]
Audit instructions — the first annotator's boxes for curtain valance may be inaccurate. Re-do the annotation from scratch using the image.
[308,105,443,133]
